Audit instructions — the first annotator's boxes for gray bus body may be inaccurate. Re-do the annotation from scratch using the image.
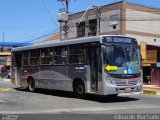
[11,35,143,97]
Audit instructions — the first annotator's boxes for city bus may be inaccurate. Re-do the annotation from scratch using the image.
[11,35,143,98]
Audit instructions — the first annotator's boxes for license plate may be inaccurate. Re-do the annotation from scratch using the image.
[125,87,131,92]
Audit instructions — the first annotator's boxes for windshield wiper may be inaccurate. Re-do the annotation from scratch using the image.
[123,46,130,64]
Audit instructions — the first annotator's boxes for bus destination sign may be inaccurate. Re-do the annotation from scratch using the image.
[102,36,136,44]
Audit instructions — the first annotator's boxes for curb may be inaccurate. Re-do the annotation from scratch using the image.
[143,89,157,95]
[0,88,12,92]
[143,86,160,89]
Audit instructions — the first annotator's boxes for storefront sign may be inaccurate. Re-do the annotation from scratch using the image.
[140,41,146,59]
[143,50,157,64]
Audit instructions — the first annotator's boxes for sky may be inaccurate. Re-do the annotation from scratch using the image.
[0,0,160,43]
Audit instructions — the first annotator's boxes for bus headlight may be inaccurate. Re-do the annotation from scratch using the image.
[105,75,112,84]
[138,72,143,84]
[140,72,143,82]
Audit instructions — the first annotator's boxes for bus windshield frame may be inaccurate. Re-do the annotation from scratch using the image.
[102,36,141,75]
[103,44,141,67]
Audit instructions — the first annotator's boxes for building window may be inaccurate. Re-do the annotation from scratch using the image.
[88,19,97,36]
[77,22,85,37]
[30,50,39,66]
[110,14,119,21]
[110,14,119,30]
[68,44,86,64]
[113,25,116,29]
[40,48,53,65]
[53,46,67,65]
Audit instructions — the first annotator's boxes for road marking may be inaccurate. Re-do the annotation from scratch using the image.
[0,88,12,92]
[43,105,160,113]
[0,104,159,114]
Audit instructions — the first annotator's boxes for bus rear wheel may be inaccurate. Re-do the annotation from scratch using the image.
[28,78,36,92]
[73,80,86,98]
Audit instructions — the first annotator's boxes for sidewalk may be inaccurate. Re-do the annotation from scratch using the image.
[143,85,160,95]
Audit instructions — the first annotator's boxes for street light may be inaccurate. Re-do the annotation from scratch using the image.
[92,5,101,35]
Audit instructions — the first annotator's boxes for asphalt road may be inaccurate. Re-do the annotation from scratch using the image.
[0,80,160,119]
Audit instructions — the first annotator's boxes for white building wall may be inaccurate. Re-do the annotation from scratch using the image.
[100,10,120,33]
[67,19,78,39]
[126,9,160,34]
[67,9,121,39]
[67,14,100,39]
[126,34,160,46]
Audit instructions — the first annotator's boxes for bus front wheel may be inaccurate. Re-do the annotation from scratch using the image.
[73,80,86,98]
[28,78,36,92]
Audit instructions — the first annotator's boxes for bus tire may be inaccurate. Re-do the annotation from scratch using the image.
[28,78,36,92]
[73,80,86,98]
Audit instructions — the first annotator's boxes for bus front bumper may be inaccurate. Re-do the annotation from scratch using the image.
[103,82,143,95]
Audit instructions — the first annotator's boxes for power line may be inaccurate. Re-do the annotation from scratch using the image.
[67,5,93,34]
[41,0,60,28]
[70,8,160,17]
[12,27,55,42]
[17,32,54,46]
[67,5,160,36]
[100,17,160,21]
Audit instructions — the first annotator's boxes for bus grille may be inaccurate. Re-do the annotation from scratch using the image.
[114,80,138,86]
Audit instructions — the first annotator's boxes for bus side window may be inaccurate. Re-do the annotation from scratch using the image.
[40,48,53,65]
[53,46,67,65]
[22,51,29,66]
[68,44,86,64]
[30,49,40,66]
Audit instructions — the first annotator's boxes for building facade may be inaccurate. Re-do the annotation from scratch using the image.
[62,1,160,85]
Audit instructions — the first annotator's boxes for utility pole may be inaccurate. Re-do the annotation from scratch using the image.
[58,0,69,39]
[96,6,101,35]
[65,0,69,39]
[65,0,69,15]
[58,8,65,40]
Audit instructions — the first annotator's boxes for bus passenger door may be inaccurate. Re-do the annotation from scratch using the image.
[88,46,101,92]
[14,53,22,86]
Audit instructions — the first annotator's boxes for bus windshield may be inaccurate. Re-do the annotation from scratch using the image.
[103,44,141,74]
